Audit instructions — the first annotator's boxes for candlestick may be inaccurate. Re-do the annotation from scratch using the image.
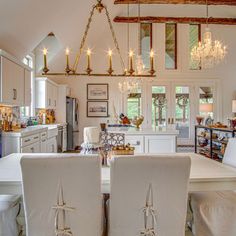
[43,48,49,74]
[107,49,114,75]
[128,50,135,75]
[86,48,92,75]
[65,48,71,74]
[149,49,155,76]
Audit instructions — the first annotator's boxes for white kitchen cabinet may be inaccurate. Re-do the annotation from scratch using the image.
[62,127,67,152]
[40,138,47,153]
[36,78,58,109]
[40,131,48,153]
[125,135,144,154]
[144,135,177,154]
[21,142,40,153]
[2,127,48,156]
[0,56,25,106]
[24,69,31,106]
[47,137,57,153]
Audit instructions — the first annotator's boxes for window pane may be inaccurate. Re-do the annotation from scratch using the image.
[140,23,152,69]
[189,24,201,70]
[127,88,142,119]
[165,23,177,69]
[152,86,167,128]
[199,87,214,118]
[175,86,190,139]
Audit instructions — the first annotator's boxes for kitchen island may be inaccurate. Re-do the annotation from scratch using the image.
[107,127,179,154]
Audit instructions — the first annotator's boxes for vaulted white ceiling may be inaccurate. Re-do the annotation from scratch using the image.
[0,0,236,67]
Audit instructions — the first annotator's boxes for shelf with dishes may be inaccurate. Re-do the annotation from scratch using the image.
[195,125,236,162]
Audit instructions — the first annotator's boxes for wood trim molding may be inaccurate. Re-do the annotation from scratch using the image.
[114,0,236,6]
[114,16,236,25]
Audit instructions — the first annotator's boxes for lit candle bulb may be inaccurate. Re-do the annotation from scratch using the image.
[107,49,114,75]
[65,48,71,74]
[149,49,155,76]
[42,48,49,74]
[86,48,92,75]
[128,50,134,75]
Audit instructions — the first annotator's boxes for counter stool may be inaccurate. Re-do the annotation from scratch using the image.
[81,127,103,154]
[0,195,21,236]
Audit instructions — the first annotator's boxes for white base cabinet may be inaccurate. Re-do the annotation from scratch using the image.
[119,128,178,154]
[21,142,40,153]
[47,137,57,153]
[2,129,48,156]
[144,135,176,154]
[125,135,144,154]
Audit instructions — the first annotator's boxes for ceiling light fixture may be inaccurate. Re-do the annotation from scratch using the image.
[41,0,155,78]
[191,0,227,69]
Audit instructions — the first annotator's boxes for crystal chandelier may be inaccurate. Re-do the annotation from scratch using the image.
[118,77,140,94]
[191,0,227,69]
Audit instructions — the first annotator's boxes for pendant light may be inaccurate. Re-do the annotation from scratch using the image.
[191,0,227,69]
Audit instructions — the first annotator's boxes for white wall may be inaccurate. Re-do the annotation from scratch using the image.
[49,23,236,144]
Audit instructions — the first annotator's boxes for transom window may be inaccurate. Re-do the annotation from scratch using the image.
[165,23,177,70]
[140,23,152,69]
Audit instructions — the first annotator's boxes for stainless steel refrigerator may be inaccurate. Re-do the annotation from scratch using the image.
[66,97,79,150]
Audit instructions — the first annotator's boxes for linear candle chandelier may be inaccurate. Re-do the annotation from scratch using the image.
[42,0,155,78]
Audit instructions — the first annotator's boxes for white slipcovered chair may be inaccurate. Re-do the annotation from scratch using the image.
[190,138,236,236]
[0,195,20,236]
[109,155,191,236]
[20,155,103,236]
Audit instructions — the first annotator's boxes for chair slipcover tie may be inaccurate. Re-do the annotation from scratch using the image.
[140,184,157,236]
[55,228,73,236]
[140,228,156,236]
[52,183,76,236]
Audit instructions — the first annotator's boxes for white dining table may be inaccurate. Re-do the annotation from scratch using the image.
[1,153,236,194]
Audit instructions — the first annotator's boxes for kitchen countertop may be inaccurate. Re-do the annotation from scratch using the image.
[1,123,66,137]
[107,127,179,135]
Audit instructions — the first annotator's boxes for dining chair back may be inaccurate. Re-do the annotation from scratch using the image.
[109,155,191,236]
[190,138,236,236]
[20,155,102,236]
[222,138,236,167]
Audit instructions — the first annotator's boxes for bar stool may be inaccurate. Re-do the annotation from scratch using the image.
[0,195,21,236]
[81,127,103,154]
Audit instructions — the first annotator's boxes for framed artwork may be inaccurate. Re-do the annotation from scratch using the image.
[87,83,109,100]
[87,101,109,117]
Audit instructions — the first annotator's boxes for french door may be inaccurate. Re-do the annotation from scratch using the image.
[146,81,218,145]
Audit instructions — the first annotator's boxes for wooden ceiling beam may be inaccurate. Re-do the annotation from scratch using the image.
[114,0,236,6]
[114,16,236,25]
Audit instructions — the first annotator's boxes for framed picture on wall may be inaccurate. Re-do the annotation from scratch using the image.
[87,83,109,100]
[87,101,109,117]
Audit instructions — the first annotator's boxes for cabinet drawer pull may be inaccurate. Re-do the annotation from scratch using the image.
[30,147,34,153]
[24,139,31,143]
[34,136,38,140]
[13,89,17,100]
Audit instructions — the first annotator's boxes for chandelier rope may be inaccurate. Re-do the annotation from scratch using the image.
[41,0,156,78]
[72,4,97,73]
[72,0,125,73]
